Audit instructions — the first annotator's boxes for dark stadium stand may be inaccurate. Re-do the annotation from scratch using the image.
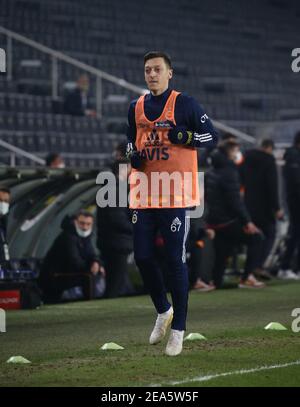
[0,0,300,166]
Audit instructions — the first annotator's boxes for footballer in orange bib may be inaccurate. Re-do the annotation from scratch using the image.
[126,51,218,356]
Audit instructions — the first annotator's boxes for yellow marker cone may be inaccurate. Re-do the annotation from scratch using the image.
[264,322,287,331]
[184,333,207,341]
[100,342,124,350]
[6,356,31,364]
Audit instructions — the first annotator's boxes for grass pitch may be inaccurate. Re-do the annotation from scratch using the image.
[0,280,300,387]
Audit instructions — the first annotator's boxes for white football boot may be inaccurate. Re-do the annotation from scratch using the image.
[149,306,173,345]
[165,329,184,356]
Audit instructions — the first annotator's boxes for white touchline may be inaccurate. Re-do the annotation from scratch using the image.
[150,360,300,387]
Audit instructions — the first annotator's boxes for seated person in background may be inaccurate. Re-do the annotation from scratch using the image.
[45,152,65,169]
[0,187,11,267]
[63,74,96,117]
[39,211,105,302]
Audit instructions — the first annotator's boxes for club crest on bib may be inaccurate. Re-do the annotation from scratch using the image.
[144,129,163,147]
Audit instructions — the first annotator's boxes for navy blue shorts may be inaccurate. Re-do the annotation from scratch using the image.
[132,208,190,264]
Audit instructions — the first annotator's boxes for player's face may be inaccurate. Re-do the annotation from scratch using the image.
[144,57,173,95]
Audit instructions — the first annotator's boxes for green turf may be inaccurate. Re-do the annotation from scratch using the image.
[0,280,300,387]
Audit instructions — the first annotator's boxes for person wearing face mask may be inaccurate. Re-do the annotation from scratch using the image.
[219,133,244,166]
[205,140,265,289]
[39,211,105,303]
[0,187,11,267]
[45,153,66,169]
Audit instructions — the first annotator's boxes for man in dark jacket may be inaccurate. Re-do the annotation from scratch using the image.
[63,74,95,117]
[0,187,10,267]
[39,211,104,302]
[206,140,265,288]
[278,131,300,279]
[242,139,284,279]
[97,159,135,298]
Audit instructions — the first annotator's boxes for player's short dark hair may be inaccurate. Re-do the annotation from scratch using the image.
[144,51,172,69]
[75,210,94,220]
[219,140,240,156]
[294,131,300,147]
[45,152,61,166]
[261,138,274,149]
[0,187,10,195]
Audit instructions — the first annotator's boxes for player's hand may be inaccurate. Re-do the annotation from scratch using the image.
[243,222,261,235]
[129,150,143,169]
[168,125,193,145]
[275,209,284,220]
[206,228,215,240]
[126,143,144,169]
[90,261,100,275]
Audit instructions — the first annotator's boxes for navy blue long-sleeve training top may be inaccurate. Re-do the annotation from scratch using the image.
[126,87,218,148]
